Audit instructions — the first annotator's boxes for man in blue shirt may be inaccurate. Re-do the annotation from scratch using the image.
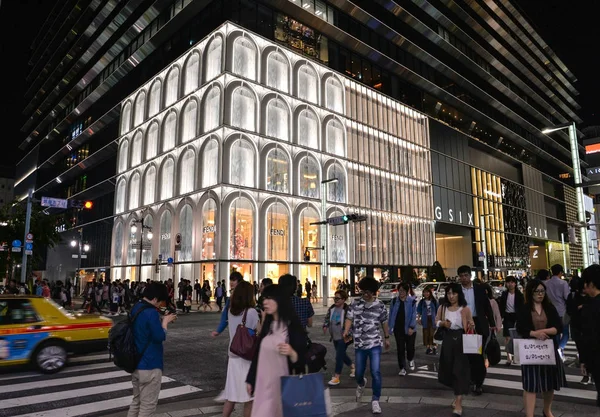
[211,272,244,337]
[279,274,314,329]
[127,282,177,417]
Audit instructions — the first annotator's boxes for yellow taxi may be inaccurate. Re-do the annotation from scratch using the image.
[0,295,112,373]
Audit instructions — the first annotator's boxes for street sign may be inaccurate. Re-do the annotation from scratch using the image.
[41,197,68,209]
[25,242,33,251]
[26,233,33,241]
[478,251,485,262]
[25,250,32,255]
[12,240,21,248]
[81,254,87,259]
[12,247,22,253]
[72,254,78,258]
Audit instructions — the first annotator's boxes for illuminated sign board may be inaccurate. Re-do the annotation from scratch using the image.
[586,143,600,154]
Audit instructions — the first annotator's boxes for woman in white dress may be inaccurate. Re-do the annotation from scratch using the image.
[215,281,259,417]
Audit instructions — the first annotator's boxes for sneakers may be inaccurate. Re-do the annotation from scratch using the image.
[558,349,565,362]
[425,347,432,355]
[372,400,382,414]
[581,375,590,385]
[409,360,415,371]
[355,377,367,401]
[350,366,356,378]
[398,368,407,376]
[328,376,341,386]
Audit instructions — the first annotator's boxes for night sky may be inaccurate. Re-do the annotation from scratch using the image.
[0,0,598,171]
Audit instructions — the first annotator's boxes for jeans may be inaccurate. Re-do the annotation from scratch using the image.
[394,331,416,370]
[559,321,570,350]
[127,369,162,417]
[355,346,382,401]
[333,339,353,374]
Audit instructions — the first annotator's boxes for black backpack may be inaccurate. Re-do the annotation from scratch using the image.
[305,340,327,373]
[108,304,152,373]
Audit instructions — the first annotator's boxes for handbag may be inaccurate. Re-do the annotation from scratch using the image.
[433,306,447,342]
[229,309,258,360]
[485,332,501,366]
[462,330,483,355]
[281,371,329,417]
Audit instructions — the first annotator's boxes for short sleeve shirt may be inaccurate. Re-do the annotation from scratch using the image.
[346,298,388,350]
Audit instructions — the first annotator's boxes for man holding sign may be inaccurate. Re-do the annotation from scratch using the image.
[516,279,566,417]
[580,265,600,407]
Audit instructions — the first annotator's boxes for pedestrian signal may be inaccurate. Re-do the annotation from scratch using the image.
[304,249,311,262]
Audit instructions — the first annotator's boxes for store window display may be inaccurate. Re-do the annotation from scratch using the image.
[266,202,290,261]
[230,197,254,261]
[298,154,320,198]
[201,199,217,260]
[266,148,290,193]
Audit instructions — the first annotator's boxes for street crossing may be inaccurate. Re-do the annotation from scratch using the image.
[0,353,202,417]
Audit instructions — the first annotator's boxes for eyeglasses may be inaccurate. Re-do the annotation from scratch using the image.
[333,297,343,301]
[533,289,546,295]
[362,290,374,296]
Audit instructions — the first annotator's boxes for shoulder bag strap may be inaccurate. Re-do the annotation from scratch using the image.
[241,308,248,327]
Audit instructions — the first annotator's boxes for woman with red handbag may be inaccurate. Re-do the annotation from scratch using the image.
[214,281,259,417]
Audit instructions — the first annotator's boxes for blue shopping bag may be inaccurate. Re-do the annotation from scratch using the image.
[280,372,328,417]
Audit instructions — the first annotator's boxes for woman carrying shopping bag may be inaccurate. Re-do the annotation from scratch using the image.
[436,283,475,417]
[323,290,355,386]
[516,279,566,417]
[215,281,259,417]
[246,284,306,417]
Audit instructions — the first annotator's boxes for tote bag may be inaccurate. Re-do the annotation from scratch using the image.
[462,332,483,355]
[281,372,329,417]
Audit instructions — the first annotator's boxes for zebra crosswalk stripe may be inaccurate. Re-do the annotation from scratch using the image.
[0,353,203,417]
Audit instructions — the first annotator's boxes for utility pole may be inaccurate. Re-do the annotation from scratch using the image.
[20,189,33,284]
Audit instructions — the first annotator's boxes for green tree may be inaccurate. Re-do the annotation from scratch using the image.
[0,201,61,282]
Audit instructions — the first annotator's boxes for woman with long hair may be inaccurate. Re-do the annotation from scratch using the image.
[322,289,355,386]
[498,276,524,366]
[417,286,438,355]
[517,279,566,417]
[246,284,306,417]
[436,283,475,417]
[215,281,259,417]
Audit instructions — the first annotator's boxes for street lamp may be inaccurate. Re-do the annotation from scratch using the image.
[131,217,153,282]
[70,230,89,282]
[542,122,589,268]
[321,178,338,306]
[70,240,77,248]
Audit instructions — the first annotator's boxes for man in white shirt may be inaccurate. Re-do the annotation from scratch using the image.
[545,264,570,355]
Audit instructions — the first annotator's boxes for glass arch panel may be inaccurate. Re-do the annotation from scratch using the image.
[162,112,177,152]
[146,123,158,160]
[118,141,129,173]
[298,110,319,149]
[297,65,318,104]
[181,101,198,143]
[179,205,193,261]
[325,77,343,113]
[114,223,123,265]
[131,132,143,167]
[203,87,221,132]
[116,179,126,213]
[326,119,345,157]
[229,197,254,259]
[232,37,257,80]
[230,139,255,187]
[148,81,161,116]
[159,211,172,280]
[266,51,289,92]
[133,92,146,127]
[299,155,320,198]
[231,87,256,131]
[179,149,195,194]
[160,159,175,200]
[202,140,219,187]
[327,163,346,203]
[143,166,156,205]
[129,173,140,210]
[300,206,319,261]
[183,53,200,95]
[266,148,289,193]
[202,199,217,259]
[120,102,132,134]
[266,203,289,261]
[141,214,154,266]
[328,209,347,263]
[266,98,289,140]
[165,68,180,107]
[205,37,223,81]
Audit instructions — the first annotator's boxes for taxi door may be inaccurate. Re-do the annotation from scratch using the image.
[0,299,48,365]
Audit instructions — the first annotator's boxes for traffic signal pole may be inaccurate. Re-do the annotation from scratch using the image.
[20,189,33,284]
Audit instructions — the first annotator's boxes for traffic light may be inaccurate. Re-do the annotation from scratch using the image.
[304,249,311,262]
[69,200,94,209]
[83,201,93,209]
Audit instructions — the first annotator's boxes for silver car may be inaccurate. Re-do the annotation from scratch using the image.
[414,282,449,301]
[378,283,399,304]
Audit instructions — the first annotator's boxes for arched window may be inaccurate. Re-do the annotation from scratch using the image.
[232,37,257,80]
[148,80,162,116]
[181,100,198,143]
[118,140,129,173]
[328,209,347,263]
[179,204,193,262]
[160,158,175,200]
[230,197,254,259]
[179,149,195,194]
[326,119,345,156]
[230,139,255,187]
[146,122,158,160]
[131,131,143,167]
[127,221,137,266]
[165,67,180,107]
[143,166,156,205]
[300,206,319,261]
[183,53,200,95]
[162,112,177,152]
[129,173,140,210]
[327,163,346,203]
[201,199,217,259]
[205,37,223,81]
[298,155,320,198]
[159,211,172,280]
[266,148,289,193]
[202,140,219,187]
[203,86,221,132]
[231,87,256,132]
[266,203,289,261]
[325,77,344,113]
[114,223,123,265]
[297,65,318,104]
[266,51,289,93]
[120,102,132,134]
[298,109,319,149]
[266,98,289,140]
[133,91,146,127]
[116,179,126,213]
[141,215,154,264]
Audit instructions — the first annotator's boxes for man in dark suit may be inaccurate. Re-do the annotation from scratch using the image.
[457,265,496,396]
[581,264,600,407]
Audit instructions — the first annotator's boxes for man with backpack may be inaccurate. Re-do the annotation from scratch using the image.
[127,282,177,417]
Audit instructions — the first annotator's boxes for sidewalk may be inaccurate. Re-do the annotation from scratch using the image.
[102,388,599,417]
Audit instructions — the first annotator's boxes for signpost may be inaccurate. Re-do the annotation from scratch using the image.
[41,196,68,209]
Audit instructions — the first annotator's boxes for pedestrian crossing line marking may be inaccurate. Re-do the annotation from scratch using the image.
[0,361,115,382]
[68,354,110,363]
[415,367,589,385]
[409,371,597,401]
[0,377,174,408]
[12,385,203,417]
[0,370,130,393]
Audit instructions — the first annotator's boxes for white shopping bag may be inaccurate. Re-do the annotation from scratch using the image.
[462,333,483,354]
[515,339,556,365]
